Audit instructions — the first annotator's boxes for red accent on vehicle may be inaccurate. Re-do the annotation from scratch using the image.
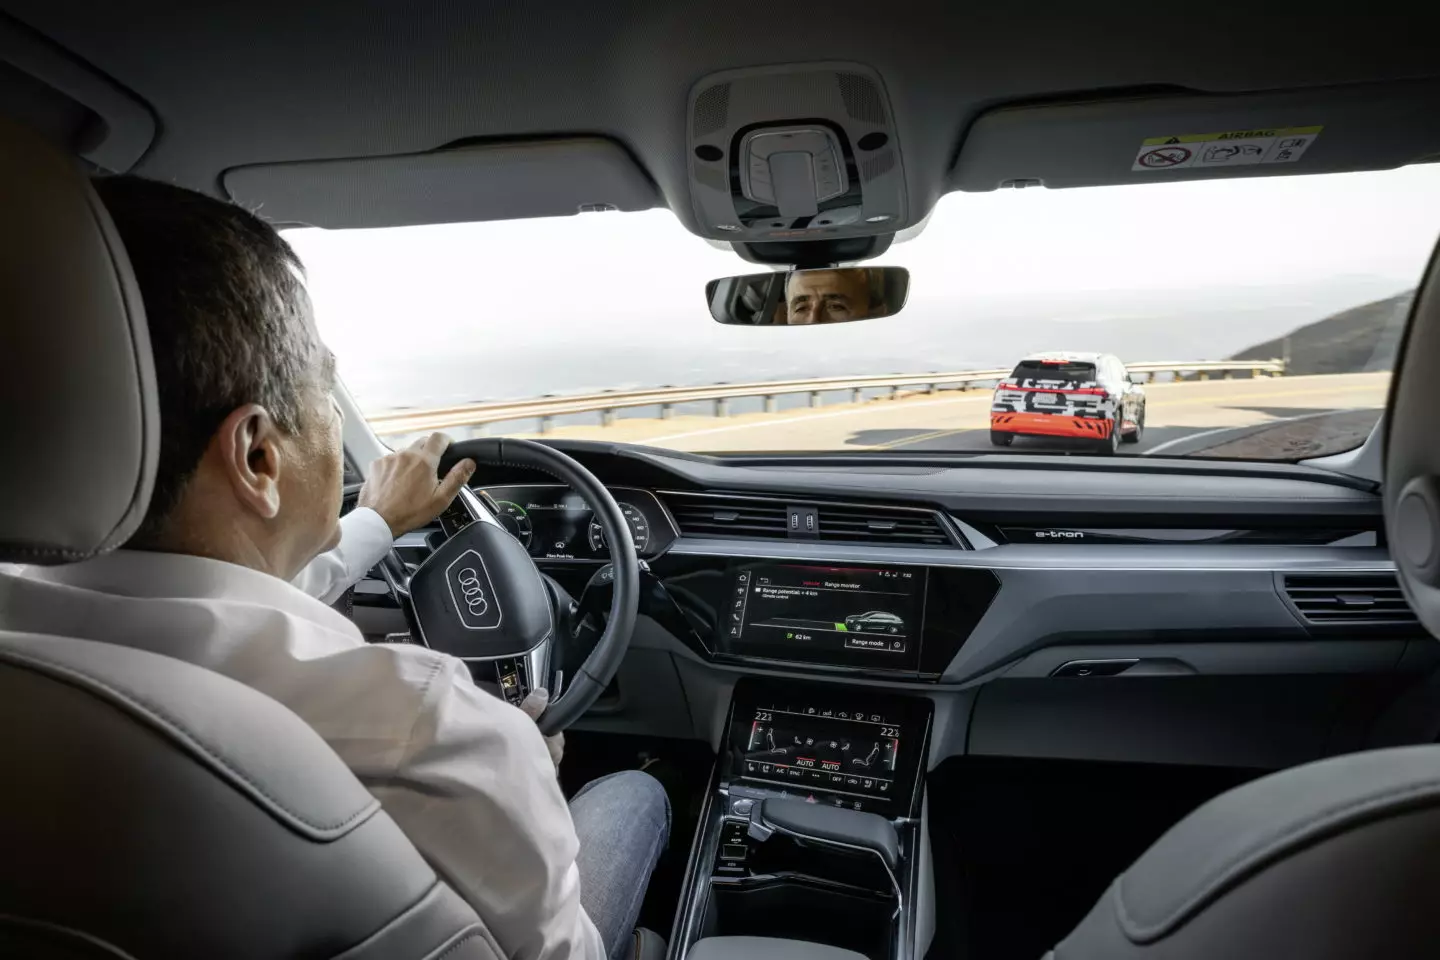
[1005,386,1110,398]
[991,412,1114,439]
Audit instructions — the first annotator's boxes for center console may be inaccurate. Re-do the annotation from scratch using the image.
[671,677,933,960]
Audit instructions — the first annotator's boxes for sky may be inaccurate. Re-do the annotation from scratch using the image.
[287,164,1440,414]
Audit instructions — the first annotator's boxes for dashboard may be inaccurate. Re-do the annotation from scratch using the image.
[416,441,1425,691]
[363,439,1440,776]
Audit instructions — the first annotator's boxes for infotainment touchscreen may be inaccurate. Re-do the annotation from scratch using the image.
[721,562,926,670]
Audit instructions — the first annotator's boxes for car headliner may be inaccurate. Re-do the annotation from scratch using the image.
[2,2,1437,241]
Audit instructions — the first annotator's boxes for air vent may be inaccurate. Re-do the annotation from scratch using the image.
[816,502,952,546]
[665,495,789,539]
[661,493,955,547]
[1281,574,1418,625]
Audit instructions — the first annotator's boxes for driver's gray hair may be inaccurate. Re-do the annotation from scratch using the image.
[93,176,327,543]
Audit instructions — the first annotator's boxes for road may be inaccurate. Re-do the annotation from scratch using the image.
[490,371,1390,457]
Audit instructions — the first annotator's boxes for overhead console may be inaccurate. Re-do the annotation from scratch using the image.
[686,63,910,245]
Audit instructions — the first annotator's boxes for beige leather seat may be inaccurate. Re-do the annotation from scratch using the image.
[0,117,499,958]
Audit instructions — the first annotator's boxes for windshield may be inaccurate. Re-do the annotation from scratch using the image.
[291,165,1440,462]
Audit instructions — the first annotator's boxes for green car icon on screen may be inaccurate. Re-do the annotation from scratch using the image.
[842,611,904,633]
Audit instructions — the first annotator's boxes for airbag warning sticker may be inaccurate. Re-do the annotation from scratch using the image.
[1132,126,1322,172]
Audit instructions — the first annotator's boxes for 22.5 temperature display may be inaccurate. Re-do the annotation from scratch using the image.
[741,707,900,799]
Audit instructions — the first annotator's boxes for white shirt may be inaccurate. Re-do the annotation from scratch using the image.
[0,551,604,960]
[291,506,396,604]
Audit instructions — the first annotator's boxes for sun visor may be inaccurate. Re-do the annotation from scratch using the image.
[951,79,1440,192]
[222,138,660,228]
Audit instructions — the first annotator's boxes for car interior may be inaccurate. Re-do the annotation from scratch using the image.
[6,4,1440,959]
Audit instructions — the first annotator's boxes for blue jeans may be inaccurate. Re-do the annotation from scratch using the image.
[570,770,671,960]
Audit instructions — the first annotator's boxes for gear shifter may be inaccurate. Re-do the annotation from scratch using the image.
[746,797,900,873]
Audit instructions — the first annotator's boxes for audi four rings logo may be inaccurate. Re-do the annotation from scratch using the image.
[443,549,502,629]
[456,567,488,615]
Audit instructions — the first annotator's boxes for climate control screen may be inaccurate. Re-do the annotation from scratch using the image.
[741,706,901,801]
[726,678,931,815]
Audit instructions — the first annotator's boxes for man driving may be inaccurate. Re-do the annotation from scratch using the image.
[0,177,669,960]
[784,268,875,324]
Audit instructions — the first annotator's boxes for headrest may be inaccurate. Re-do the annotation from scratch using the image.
[0,117,157,564]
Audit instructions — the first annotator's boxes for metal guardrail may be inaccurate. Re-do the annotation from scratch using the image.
[367,358,1286,438]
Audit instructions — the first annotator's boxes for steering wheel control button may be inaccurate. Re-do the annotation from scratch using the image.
[494,656,530,705]
[444,549,503,630]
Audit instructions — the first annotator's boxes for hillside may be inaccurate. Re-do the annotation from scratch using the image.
[1230,291,1414,375]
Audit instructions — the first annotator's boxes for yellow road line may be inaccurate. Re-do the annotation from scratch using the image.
[871,427,973,449]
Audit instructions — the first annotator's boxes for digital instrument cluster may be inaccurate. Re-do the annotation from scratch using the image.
[478,485,676,561]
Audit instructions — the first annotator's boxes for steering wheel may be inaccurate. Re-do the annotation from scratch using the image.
[401,438,640,734]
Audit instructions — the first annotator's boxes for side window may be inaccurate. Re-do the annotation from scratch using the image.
[1112,359,1127,384]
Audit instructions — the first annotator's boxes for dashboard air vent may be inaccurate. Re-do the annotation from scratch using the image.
[815,502,952,546]
[1281,574,1418,625]
[665,495,789,539]
[661,493,955,547]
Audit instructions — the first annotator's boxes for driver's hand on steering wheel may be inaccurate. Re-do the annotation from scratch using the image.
[519,689,565,772]
[360,432,476,537]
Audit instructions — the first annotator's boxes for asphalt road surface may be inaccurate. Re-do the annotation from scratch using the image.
[493,371,1390,458]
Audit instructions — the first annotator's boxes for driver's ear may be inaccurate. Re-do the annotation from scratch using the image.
[214,403,285,520]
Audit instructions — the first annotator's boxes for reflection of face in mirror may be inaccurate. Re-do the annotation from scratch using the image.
[785,269,872,325]
[705,266,908,326]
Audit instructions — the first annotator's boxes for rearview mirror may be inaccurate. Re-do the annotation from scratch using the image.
[706,266,909,326]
